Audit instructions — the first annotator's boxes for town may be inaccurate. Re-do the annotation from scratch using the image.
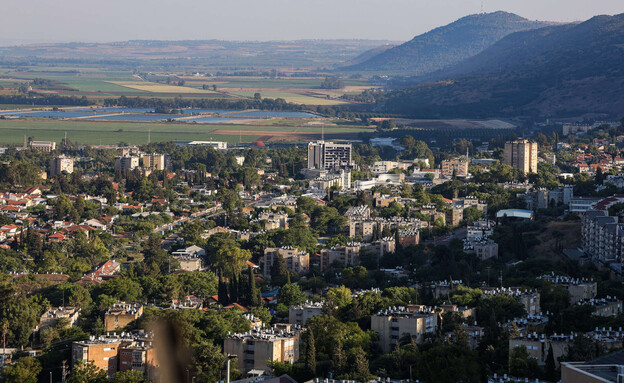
[0,116,624,383]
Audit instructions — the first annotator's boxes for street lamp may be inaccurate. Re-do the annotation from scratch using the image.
[226,354,237,383]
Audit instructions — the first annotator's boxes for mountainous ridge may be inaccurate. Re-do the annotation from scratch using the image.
[380,13,624,118]
[341,11,555,75]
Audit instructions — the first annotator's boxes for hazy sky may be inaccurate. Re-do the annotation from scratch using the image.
[1,0,623,44]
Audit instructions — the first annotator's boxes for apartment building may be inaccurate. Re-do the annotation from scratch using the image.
[141,154,166,171]
[582,209,624,263]
[482,287,541,315]
[398,228,420,247]
[320,243,363,272]
[577,297,623,317]
[288,301,323,326]
[224,324,301,375]
[511,329,624,368]
[307,141,352,170]
[538,274,597,304]
[49,156,74,177]
[441,158,469,177]
[114,156,140,173]
[72,332,157,379]
[38,306,81,331]
[504,139,538,174]
[104,302,144,332]
[371,305,438,353]
[263,247,310,278]
[72,338,122,378]
[257,211,289,230]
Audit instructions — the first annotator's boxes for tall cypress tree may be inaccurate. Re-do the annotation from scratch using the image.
[218,270,229,305]
[271,253,289,286]
[545,344,556,382]
[249,266,260,306]
[230,273,238,303]
[306,330,317,376]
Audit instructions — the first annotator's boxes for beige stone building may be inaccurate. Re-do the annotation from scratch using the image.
[441,158,468,177]
[141,154,166,171]
[38,306,81,331]
[504,139,538,174]
[224,324,301,375]
[371,306,438,353]
[72,338,122,378]
[115,156,139,173]
[104,302,144,332]
[263,247,310,278]
[49,156,74,177]
[72,333,157,380]
[288,301,324,326]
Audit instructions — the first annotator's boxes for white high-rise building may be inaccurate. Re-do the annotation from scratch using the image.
[307,141,352,170]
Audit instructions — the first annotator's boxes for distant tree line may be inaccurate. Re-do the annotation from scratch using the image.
[0,94,90,106]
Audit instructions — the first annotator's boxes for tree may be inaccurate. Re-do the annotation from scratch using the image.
[380,119,396,130]
[248,266,260,306]
[350,347,371,382]
[67,360,107,383]
[215,241,251,277]
[276,284,306,307]
[270,253,289,286]
[306,330,317,376]
[193,341,228,383]
[333,339,347,375]
[509,346,539,379]
[417,345,482,383]
[112,371,146,383]
[544,344,557,382]
[0,356,41,383]
[325,286,353,311]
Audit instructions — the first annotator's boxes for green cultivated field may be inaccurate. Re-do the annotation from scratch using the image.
[0,119,372,145]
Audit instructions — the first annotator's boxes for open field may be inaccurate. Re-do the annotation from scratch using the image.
[0,68,379,107]
[109,81,218,94]
[226,90,346,105]
[0,118,373,145]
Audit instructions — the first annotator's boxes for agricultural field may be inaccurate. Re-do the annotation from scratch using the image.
[0,68,377,105]
[109,81,218,94]
[0,118,373,146]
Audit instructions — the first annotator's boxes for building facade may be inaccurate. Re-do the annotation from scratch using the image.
[104,302,144,332]
[504,139,538,174]
[441,158,469,177]
[307,141,352,170]
[115,156,140,173]
[49,156,74,177]
[263,247,310,278]
[224,324,301,375]
[371,306,438,353]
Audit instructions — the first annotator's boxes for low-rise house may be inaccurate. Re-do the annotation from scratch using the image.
[38,306,81,331]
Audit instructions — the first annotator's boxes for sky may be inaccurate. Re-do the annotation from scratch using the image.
[1,0,623,44]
